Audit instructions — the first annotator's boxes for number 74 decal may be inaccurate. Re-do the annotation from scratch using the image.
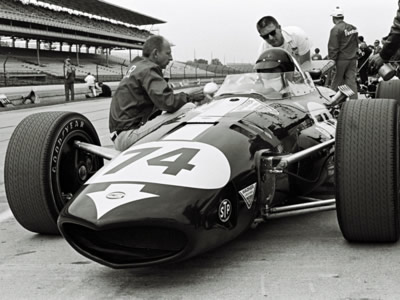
[88,141,231,190]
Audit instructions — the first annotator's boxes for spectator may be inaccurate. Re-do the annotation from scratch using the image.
[328,6,359,99]
[96,82,112,97]
[370,1,400,70]
[358,36,367,49]
[358,36,372,85]
[256,15,312,66]
[84,72,96,98]
[109,35,203,151]
[373,39,382,55]
[64,58,75,101]
[21,90,38,104]
[311,48,323,60]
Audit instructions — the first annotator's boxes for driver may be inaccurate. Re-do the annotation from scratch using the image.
[255,48,295,73]
[254,48,295,93]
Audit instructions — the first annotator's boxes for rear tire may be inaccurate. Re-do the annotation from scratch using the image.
[5,112,104,234]
[335,99,400,242]
[376,80,400,102]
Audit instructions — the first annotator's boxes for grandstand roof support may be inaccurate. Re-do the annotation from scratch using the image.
[76,44,80,66]
[36,40,41,66]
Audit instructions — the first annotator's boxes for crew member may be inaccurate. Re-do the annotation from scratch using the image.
[328,6,358,99]
[256,15,312,66]
[109,35,203,151]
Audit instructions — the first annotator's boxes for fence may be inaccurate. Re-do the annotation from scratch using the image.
[0,56,254,87]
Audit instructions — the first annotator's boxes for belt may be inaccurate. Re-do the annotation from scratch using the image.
[110,130,121,142]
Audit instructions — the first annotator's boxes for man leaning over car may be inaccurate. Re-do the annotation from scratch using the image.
[256,15,312,67]
[109,35,203,152]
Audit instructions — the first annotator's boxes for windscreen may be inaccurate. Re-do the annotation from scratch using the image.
[215,72,314,100]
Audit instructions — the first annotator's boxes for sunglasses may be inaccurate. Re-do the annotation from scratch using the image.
[260,29,277,40]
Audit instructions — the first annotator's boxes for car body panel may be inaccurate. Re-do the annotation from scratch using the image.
[58,63,337,268]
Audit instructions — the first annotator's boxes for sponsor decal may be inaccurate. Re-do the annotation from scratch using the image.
[219,199,232,222]
[344,29,358,36]
[124,65,136,78]
[87,183,159,219]
[239,183,257,209]
[51,119,85,174]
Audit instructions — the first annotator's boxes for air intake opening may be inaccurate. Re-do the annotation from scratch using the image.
[62,224,187,265]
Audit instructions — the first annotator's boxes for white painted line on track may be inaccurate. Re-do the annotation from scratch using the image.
[0,209,13,222]
[260,274,267,297]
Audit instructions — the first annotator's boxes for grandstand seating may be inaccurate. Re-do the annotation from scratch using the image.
[0,1,249,87]
[0,46,248,87]
[0,47,129,85]
[0,0,151,40]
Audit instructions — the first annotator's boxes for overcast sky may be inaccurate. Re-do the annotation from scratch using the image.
[105,0,398,64]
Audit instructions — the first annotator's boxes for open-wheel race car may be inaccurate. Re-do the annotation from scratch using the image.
[5,48,400,269]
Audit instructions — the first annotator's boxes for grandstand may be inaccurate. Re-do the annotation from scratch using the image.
[0,0,252,90]
[0,0,163,86]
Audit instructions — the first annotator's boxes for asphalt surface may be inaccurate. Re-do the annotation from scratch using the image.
[1,96,400,300]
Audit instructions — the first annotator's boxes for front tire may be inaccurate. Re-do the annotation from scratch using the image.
[5,112,104,234]
[335,99,400,242]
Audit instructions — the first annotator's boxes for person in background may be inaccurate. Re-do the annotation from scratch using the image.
[64,58,75,101]
[328,6,359,99]
[312,48,322,60]
[96,82,112,97]
[109,35,203,151]
[370,1,400,70]
[84,72,96,98]
[358,36,372,86]
[373,39,382,55]
[256,15,312,66]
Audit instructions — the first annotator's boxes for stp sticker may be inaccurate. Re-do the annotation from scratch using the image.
[87,141,231,190]
[219,199,232,223]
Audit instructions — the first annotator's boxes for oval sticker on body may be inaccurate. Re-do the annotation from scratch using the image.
[87,141,231,190]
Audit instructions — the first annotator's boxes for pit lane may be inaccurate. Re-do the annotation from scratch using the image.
[1,97,400,299]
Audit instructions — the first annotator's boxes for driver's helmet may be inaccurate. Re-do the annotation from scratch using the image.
[255,48,295,73]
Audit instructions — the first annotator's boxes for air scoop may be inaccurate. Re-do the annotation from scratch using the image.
[327,85,355,108]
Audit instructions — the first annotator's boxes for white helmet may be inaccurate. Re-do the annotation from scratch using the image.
[203,82,219,95]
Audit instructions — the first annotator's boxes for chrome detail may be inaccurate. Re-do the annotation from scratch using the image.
[74,141,120,160]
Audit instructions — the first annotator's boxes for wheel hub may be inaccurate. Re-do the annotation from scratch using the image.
[78,165,88,181]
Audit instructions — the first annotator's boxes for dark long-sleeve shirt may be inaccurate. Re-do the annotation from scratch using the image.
[109,56,189,133]
[328,20,359,60]
[380,0,400,60]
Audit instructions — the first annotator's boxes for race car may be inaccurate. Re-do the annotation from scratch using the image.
[5,48,400,269]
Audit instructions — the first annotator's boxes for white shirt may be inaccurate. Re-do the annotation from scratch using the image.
[257,26,312,59]
[84,74,96,87]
